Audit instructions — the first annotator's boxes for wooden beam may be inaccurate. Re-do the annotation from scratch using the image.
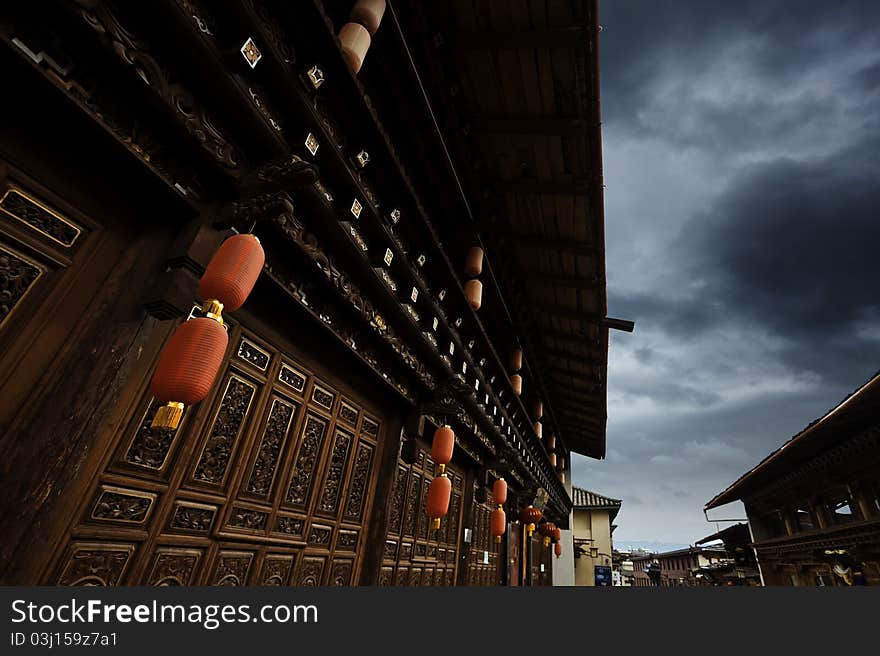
[471,115,588,136]
[547,371,601,391]
[510,236,596,257]
[450,27,585,50]
[494,178,590,196]
[604,317,635,333]
[543,346,601,363]
[540,328,601,349]
[556,411,604,427]
[522,269,599,290]
[552,389,604,408]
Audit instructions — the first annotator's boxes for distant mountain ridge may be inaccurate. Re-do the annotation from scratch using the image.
[613,540,690,554]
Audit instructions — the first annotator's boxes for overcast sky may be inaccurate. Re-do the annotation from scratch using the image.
[572,0,880,546]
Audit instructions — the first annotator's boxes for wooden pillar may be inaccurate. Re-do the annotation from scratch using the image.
[358,410,408,584]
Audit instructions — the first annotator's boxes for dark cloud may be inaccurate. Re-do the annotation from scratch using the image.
[574,0,880,544]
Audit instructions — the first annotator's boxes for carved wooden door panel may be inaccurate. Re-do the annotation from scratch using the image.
[463,497,503,586]
[46,323,384,586]
[379,443,464,586]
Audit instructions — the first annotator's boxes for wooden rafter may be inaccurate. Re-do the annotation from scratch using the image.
[471,115,588,136]
[511,235,596,257]
[449,27,584,50]
[494,178,589,196]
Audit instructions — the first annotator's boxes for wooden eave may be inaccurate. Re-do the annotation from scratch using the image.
[401,0,609,460]
[706,370,880,509]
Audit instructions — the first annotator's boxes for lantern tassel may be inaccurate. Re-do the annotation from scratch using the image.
[152,401,184,430]
[203,299,225,325]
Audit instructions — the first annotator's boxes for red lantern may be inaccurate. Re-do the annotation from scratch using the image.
[431,425,455,472]
[554,542,562,559]
[510,373,522,396]
[350,0,386,35]
[549,452,557,468]
[539,522,556,547]
[547,434,556,451]
[198,234,265,320]
[519,505,542,537]
[339,22,371,74]
[533,421,542,438]
[426,473,452,530]
[552,527,562,544]
[492,478,507,506]
[150,318,228,429]
[491,507,506,544]
[533,398,543,419]
[510,347,523,372]
[464,246,484,277]
[464,279,482,311]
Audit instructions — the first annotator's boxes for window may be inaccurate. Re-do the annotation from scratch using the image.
[830,498,856,525]
[795,508,814,531]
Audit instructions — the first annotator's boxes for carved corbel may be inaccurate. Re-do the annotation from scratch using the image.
[239,154,318,194]
[213,191,295,232]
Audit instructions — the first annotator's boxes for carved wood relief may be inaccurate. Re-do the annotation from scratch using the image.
[145,548,203,586]
[382,444,464,586]
[0,241,45,332]
[55,543,136,586]
[53,323,385,585]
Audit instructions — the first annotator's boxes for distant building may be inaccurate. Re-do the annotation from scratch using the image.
[706,371,880,586]
[630,546,728,587]
[611,549,635,586]
[695,524,761,586]
[570,487,622,586]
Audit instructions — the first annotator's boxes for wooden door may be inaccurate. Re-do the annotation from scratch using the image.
[530,533,554,586]
[379,442,464,586]
[44,322,386,586]
[463,496,503,586]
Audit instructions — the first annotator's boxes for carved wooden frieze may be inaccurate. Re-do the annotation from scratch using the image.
[1,186,82,247]
[123,400,187,472]
[317,429,352,515]
[272,212,434,392]
[244,0,296,66]
[360,416,379,439]
[145,548,203,586]
[307,524,332,547]
[168,501,216,534]
[336,530,359,552]
[89,486,156,525]
[402,473,421,538]
[0,241,44,331]
[193,376,256,486]
[273,515,305,540]
[175,0,217,37]
[246,397,296,498]
[388,465,408,535]
[296,556,325,586]
[278,362,307,394]
[260,554,294,586]
[236,337,271,371]
[285,414,328,508]
[209,551,254,586]
[329,559,353,586]
[5,27,203,199]
[378,567,394,586]
[74,0,242,172]
[311,384,335,411]
[227,506,269,531]
[55,542,136,586]
[339,400,359,427]
[343,441,374,522]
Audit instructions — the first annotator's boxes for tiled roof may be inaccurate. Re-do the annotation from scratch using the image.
[571,486,622,510]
